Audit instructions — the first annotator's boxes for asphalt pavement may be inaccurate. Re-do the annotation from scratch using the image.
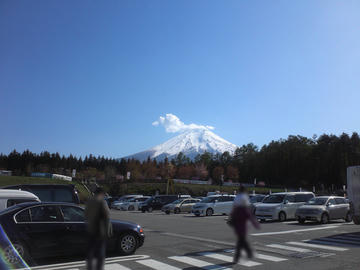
[30,210,360,270]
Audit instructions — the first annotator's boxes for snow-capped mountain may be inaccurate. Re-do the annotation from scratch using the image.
[123,129,238,161]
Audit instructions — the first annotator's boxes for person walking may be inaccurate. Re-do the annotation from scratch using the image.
[85,187,112,270]
[230,186,260,264]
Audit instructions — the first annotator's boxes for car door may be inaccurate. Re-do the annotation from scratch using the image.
[284,195,296,218]
[335,198,348,219]
[16,205,65,258]
[59,205,87,255]
[327,198,338,219]
[180,199,192,212]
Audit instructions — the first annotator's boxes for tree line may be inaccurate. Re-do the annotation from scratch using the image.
[1,132,359,189]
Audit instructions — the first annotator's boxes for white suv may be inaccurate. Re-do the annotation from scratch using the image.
[192,195,235,216]
[255,192,315,222]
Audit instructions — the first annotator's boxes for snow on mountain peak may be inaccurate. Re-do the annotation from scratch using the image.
[123,128,237,161]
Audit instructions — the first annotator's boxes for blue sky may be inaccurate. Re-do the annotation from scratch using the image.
[1,0,359,158]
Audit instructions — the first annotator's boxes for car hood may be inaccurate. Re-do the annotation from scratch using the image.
[110,219,140,230]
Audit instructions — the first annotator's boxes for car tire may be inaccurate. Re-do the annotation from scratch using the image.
[345,212,352,222]
[128,205,135,211]
[174,208,180,214]
[206,208,214,216]
[321,213,329,224]
[4,241,28,265]
[298,218,305,224]
[118,233,138,255]
[141,208,146,213]
[278,211,286,222]
[353,215,360,225]
[148,207,153,213]
[165,210,170,215]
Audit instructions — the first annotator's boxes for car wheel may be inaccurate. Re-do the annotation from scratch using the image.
[279,211,286,222]
[206,208,214,216]
[174,208,180,214]
[118,233,138,255]
[345,212,352,222]
[148,207,153,213]
[298,218,305,224]
[321,213,329,224]
[128,205,135,211]
[353,215,360,225]
[4,241,28,264]
[141,209,145,213]
[165,210,170,215]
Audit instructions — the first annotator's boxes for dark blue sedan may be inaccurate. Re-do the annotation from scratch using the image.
[0,202,145,265]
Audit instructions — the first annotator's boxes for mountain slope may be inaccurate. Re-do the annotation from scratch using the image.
[123,129,237,161]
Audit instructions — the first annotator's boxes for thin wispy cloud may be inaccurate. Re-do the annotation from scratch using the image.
[152,113,215,133]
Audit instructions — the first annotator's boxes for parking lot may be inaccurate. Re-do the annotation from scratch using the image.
[33,209,360,270]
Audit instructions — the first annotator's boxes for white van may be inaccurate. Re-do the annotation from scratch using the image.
[255,192,315,222]
[192,195,235,216]
[0,190,40,212]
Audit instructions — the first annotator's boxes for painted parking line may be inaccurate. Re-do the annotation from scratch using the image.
[199,252,261,267]
[251,225,339,236]
[136,259,181,270]
[170,256,232,270]
[287,241,348,251]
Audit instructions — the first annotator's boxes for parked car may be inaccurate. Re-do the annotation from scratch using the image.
[0,190,40,212]
[0,202,145,264]
[249,194,267,214]
[139,195,178,212]
[191,195,235,216]
[295,196,351,224]
[114,197,150,211]
[110,195,143,209]
[105,196,119,207]
[162,198,201,214]
[255,192,315,222]
[2,184,80,204]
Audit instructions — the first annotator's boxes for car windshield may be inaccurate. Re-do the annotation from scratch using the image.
[262,195,285,203]
[305,198,328,205]
[201,197,218,203]
[170,199,183,204]
[144,197,153,203]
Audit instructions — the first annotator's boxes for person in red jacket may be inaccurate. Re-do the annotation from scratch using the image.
[230,186,260,264]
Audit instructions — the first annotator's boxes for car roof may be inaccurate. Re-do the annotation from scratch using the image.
[208,194,235,197]
[0,189,39,199]
[270,192,314,195]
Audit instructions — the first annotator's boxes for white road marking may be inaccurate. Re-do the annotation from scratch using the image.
[136,259,182,270]
[105,264,132,270]
[162,232,234,246]
[287,241,348,251]
[251,225,339,236]
[266,244,312,253]
[169,256,232,270]
[199,252,261,267]
[224,249,287,262]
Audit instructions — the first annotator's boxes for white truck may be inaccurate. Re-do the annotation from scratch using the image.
[347,166,360,224]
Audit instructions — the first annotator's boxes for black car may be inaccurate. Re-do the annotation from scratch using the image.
[0,202,145,265]
[139,195,178,212]
[2,184,80,204]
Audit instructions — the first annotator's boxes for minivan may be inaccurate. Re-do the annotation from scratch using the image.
[0,190,40,211]
[192,195,235,216]
[2,184,80,204]
[255,192,315,222]
[139,195,178,212]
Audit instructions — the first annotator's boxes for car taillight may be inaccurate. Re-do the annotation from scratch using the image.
[139,228,144,233]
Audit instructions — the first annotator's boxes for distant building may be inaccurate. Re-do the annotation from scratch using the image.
[0,170,12,176]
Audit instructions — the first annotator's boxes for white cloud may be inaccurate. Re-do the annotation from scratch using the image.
[152,114,215,133]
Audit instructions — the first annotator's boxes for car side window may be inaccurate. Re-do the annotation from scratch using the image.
[30,205,61,222]
[15,209,31,223]
[328,199,336,205]
[295,194,307,202]
[61,206,85,222]
[286,195,296,202]
[335,198,346,204]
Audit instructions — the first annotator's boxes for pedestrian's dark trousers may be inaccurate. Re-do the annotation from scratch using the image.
[234,236,253,262]
[87,236,106,270]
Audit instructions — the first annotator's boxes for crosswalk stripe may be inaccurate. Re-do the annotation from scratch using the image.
[287,241,348,251]
[224,249,287,262]
[169,256,232,270]
[136,259,182,270]
[199,252,262,267]
[266,244,312,253]
[255,253,288,262]
[105,263,132,270]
